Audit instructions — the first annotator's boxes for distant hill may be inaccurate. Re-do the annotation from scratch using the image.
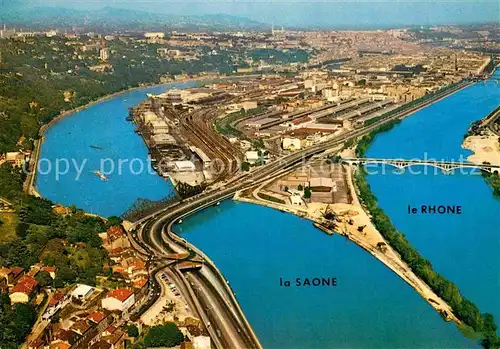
[2,6,267,32]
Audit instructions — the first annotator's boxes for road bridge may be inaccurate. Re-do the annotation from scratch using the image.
[342,157,500,174]
[482,78,500,85]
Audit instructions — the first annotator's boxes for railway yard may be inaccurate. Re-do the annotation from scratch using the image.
[129,73,407,187]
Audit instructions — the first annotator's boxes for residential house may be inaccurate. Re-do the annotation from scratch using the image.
[41,266,57,279]
[101,289,135,313]
[10,275,39,304]
[101,226,130,251]
[5,151,27,167]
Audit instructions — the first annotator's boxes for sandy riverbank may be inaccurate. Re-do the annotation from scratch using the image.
[234,164,460,325]
[462,133,500,166]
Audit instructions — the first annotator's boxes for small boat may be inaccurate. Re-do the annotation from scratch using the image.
[178,219,183,224]
[126,116,133,121]
[215,201,220,206]
[90,145,104,150]
[92,170,109,181]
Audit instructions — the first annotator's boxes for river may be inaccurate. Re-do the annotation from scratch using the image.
[365,70,500,331]
[174,201,474,348]
[37,81,199,217]
[36,73,499,347]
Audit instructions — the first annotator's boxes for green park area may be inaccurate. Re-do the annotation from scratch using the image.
[0,212,18,243]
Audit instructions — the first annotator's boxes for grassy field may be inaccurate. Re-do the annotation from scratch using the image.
[0,212,18,243]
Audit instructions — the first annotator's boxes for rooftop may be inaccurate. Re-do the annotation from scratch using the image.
[105,288,134,302]
[11,275,38,295]
[71,284,95,299]
[88,311,106,324]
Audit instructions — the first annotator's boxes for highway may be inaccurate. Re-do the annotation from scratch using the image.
[485,105,500,136]
[128,79,472,349]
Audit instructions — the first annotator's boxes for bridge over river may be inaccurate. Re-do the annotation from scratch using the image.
[342,157,500,174]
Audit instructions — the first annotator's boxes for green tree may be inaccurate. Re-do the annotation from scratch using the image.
[298,184,303,191]
[241,162,250,172]
[106,216,123,228]
[127,324,140,338]
[35,271,53,288]
[304,187,311,199]
[0,293,36,347]
[144,323,184,348]
[53,265,77,287]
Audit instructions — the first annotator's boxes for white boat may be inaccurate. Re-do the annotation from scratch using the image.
[92,170,109,181]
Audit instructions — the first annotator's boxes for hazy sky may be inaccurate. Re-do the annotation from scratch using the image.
[7,0,500,28]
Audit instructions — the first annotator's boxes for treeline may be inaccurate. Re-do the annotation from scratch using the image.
[0,163,25,201]
[354,125,500,347]
[0,37,280,153]
[483,171,500,197]
[248,48,310,65]
[355,119,401,157]
[0,292,37,349]
[0,163,109,287]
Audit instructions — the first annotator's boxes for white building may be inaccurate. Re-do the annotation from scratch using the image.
[193,336,212,349]
[148,120,169,134]
[290,194,304,206]
[282,137,301,151]
[101,288,135,313]
[144,32,165,39]
[99,48,109,61]
[241,101,258,111]
[71,284,95,300]
[152,134,177,146]
[245,151,260,165]
[142,111,158,123]
[5,152,27,167]
[173,160,196,172]
[45,30,57,38]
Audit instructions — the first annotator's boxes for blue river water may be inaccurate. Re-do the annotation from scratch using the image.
[37,81,198,217]
[175,201,474,348]
[37,72,500,347]
[365,71,500,331]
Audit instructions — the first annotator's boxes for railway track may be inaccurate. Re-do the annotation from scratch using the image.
[180,108,241,181]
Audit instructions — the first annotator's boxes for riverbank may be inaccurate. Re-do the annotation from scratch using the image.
[28,72,262,198]
[462,134,500,166]
[462,105,500,198]
[355,113,500,346]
